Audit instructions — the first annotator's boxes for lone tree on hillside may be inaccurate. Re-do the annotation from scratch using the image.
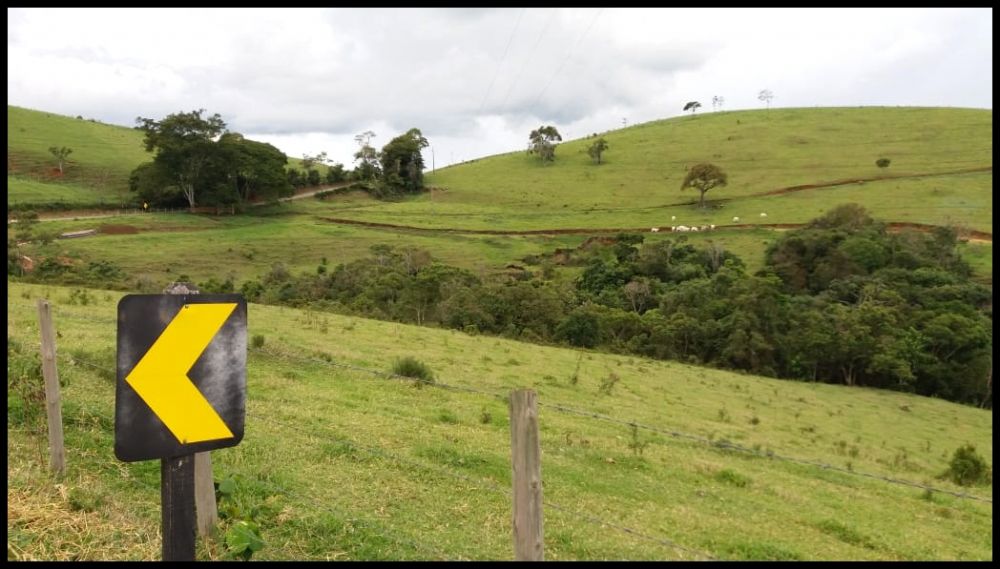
[587,137,609,165]
[528,125,562,164]
[876,157,891,169]
[680,162,728,209]
[683,101,702,115]
[758,89,775,110]
[48,146,72,174]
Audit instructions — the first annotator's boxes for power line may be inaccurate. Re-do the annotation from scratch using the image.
[531,8,603,113]
[477,8,526,116]
[498,7,558,114]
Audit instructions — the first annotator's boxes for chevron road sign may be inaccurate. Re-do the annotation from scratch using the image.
[115,294,246,462]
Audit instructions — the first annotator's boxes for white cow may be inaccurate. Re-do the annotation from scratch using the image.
[732,216,740,223]
[675,225,691,232]
[650,227,659,233]
[709,224,716,230]
[760,212,768,218]
[671,215,677,222]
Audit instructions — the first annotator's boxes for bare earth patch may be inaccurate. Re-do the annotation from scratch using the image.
[98,224,139,235]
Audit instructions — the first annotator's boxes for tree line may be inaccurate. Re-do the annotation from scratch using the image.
[206,204,990,408]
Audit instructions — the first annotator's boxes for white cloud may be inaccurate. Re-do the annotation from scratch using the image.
[7,7,991,169]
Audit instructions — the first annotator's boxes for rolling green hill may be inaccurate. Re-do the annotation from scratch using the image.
[6,105,328,209]
[6,282,993,560]
[8,107,992,286]
[337,106,992,234]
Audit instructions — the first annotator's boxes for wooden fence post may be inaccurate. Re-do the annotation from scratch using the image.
[509,389,544,561]
[194,452,218,536]
[37,299,66,476]
[164,282,219,538]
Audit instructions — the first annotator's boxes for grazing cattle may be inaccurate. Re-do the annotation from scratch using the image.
[760,212,768,218]
[671,215,676,221]
[732,216,740,222]
[675,225,691,232]
[650,227,659,232]
[709,224,716,230]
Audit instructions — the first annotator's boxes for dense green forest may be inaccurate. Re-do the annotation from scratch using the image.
[17,204,990,407]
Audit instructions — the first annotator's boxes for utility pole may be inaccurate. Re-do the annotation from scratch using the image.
[622,117,627,129]
[431,147,435,173]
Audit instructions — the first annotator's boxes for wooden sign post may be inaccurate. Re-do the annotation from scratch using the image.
[115,288,246,560]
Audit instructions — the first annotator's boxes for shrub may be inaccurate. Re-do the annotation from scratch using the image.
[391,356,435,386]
[715,468,751,488]
[875,157,891,169]
[598,372,620,395]
[251,334,265,349]
[8,347,45,425]
[941,444,992,486]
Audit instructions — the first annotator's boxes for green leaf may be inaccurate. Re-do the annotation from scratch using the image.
[218,477,237,496]
[226,520,264,559]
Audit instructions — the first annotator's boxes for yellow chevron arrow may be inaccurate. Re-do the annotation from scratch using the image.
[126,303,238,444]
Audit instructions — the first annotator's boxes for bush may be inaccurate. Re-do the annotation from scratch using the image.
[391,356,435,386]
[251,334,265,349]
[941,444,992,486]
[875,157,891,169]
[598,372,620,395]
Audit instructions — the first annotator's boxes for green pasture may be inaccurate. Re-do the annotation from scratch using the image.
[7,282,993,560]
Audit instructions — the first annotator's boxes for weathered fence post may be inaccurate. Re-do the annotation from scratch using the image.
[509,389,544,560]
[164,282,219,538]
[36,299,66,476]
[194,452,217,536]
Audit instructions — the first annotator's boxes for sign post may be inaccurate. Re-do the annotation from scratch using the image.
[115,293,246,561]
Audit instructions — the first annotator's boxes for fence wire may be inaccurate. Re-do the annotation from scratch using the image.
[250,347,993,504]
[51,350,990,563]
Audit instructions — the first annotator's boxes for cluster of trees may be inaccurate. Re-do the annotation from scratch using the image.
[129,109,432,207]
[130,109,293,208]
[217,204,990,407]
[350,128,430,199]
[286,151,348,189]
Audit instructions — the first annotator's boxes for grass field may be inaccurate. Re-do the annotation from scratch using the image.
[311,170,991,234]
[6,281,993,560]
[7,176,129,209]
[17,207,591,285]
[16,200,989,287]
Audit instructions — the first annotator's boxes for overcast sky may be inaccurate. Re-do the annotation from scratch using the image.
[7,7,993,170]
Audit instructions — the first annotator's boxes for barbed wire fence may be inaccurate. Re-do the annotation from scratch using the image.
[54,343,995,507]
[52,351,719,560]
[249,344,993,504]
